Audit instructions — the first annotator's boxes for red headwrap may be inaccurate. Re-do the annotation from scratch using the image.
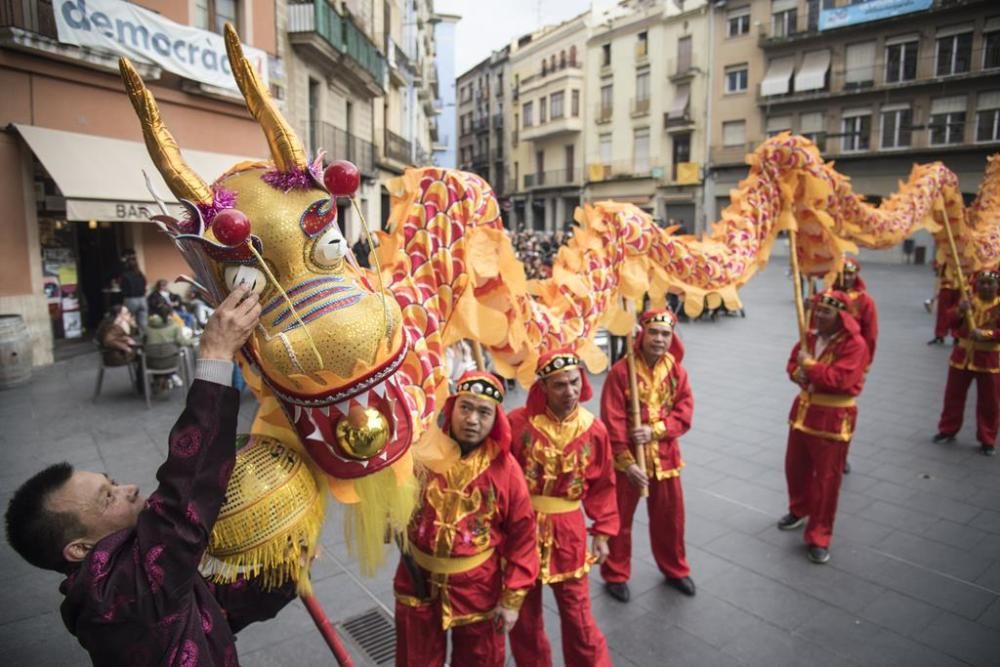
[838,256,867,291]
[442,370,511,452]
[975,268,1000,284]
[635,308,685,362]
[526,348,593,415]
[813,289,860,336]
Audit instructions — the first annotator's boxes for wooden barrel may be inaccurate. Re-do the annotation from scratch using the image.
[0,315,33,389]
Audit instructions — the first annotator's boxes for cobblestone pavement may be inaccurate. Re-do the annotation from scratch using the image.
[1,260,998,666]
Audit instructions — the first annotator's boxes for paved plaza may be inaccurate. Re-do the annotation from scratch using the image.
[1,259,998,666]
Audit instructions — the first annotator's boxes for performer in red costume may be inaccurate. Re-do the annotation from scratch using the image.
[834,256,879,474]
[933,270,1000,455]
[930,261,961,345]
[600,309,695,601]
[779,290,867,564]
[393,371,539,666]
[509,349,619,667]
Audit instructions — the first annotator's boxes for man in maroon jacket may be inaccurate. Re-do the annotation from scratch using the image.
[4,286,297,665]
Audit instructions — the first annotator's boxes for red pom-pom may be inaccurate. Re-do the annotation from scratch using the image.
[323,160,360,197]
[213,209,251,247]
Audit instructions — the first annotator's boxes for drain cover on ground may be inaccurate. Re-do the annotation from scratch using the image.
[336,607,395,666]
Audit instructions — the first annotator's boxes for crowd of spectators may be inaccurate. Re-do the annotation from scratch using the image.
[510,227,571,279]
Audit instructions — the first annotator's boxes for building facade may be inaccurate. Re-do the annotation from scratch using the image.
[432,12,459,168]
[508,13,589,232]
[1,0,278,364]
[706,0,999,259]
[584,0,709,232]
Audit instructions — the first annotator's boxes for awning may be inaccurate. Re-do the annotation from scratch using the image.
[14,124,259,222]
[794,50,830,92]
[761,57,796,97]
[667,85,691,120]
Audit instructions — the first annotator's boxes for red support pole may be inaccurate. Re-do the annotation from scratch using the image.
[301,593,355,667]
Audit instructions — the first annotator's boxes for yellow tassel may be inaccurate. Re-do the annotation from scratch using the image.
[342,463,418,576]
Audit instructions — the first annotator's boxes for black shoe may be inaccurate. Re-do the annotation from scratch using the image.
[843,461,851,474]
[981,446,996,457]
[666,576,696,597]
[807,546,830,564]
[932,432,956,444]
[927,336,944,345]
[777,513,806,531]
[605,582,630,602]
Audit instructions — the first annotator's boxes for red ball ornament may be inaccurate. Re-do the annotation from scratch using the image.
[212,209,251,247]
[323,160,360,197]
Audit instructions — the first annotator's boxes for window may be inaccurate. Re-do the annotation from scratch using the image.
[722,120,746,147]
[600,84,613,120]
[771,0,798,39]
[936,29,973,76]
[636,71,650,104]
[725,64,748,93]
[806,0,821,31]
[880,105,912,149]
[976,92,1000,142]
[929,96,966,145]
[766,115,792,137]
[539,97,547,124]
[523,102,534,127]
[565,145,575,179]
[727,7,751,37]
[677,36,692,74]
[841,109,871,152]
[570,46,578,67]
[985,29,1000,69]
[845,41,876,86]
[551,91,565,119]
[799,111,825,150]
[560,50,566,69]
[637,31,648,58]
[571,90,580,117]
[195,0,238,34]
[602,43,611,67]
[550,55,556,72]
[599,133,612,165]
[633,127,650,173]
[672,133,691,180]
[885,38,918,83]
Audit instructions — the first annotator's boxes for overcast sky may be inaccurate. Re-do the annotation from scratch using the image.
[438,0,598,77]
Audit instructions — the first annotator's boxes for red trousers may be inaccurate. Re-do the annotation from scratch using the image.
[394,599,504,667]
[935,288,960,338]
[601,471,689,582]
[784,429,849,549]
[938,366,999,447]
[509,577,611,667]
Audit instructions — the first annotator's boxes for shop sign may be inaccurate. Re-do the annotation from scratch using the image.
[66,199,181,222]
[54,0,268,90]
[819,0,932,31]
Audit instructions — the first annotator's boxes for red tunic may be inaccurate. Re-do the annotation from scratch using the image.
[394,438,539,629]
[601,351,693,477]
[508,406,618,583]
[947,296,1000,373]
[786,330,868,441]
[846,282,878,367]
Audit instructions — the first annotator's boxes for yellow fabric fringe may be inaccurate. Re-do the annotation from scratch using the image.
[342,463,418,576]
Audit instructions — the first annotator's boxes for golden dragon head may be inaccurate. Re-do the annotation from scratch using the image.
[118,26,411,483]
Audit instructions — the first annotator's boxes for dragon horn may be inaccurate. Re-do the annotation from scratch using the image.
[118,57,213,205]
[224,23,308,174]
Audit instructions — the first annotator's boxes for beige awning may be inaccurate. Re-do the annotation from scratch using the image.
[667,85,691,120]
[14,124,259,222]
[794,50,830,92]
[761,57,796,97]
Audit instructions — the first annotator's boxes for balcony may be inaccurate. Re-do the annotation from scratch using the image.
[595,105,613,125]
[635,41,649,63]
[383,129,412,165]
[709,143,758,167]
[288,2,386,97]
[668,58,696,83]
[518,64,584,97]
[631,98,651,117]
[586,162,664,182]
[523,169,581,189]
[512,129,519,147]
[492,113,504,128]
[493,146,504,161]
[521,115,583,142]
[308,121,376,176]
[473,116,490,133]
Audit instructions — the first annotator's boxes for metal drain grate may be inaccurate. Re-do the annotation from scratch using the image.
[336,607,396,666]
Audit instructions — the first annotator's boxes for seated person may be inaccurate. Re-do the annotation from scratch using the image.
[145,302,195,391]
[95,306,139,367]
[3,287,296,665]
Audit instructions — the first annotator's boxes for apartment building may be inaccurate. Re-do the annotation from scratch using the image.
[584,0,709,231]
[508,13,589,232]
[433,12,460,168]
[1,0,279,363]
[706,0,999,237]
[456,45,511,207]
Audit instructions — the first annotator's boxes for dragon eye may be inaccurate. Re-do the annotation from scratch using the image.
[312,225,347,268]
[224,265,267,295]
